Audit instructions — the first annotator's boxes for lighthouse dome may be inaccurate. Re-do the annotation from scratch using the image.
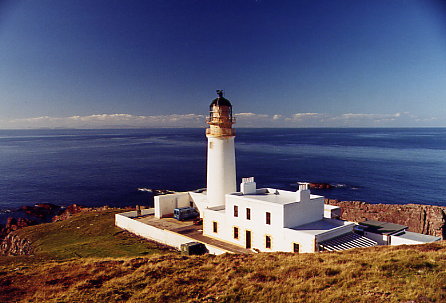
[210,90,232,108]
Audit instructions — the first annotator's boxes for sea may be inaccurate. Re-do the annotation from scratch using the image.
[1,128,446,223]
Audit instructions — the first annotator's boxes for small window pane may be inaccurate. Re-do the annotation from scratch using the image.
[266,236,271,249]
[234,205,238,217]
[213,221,218,233]
[293,243,300,253]
[266,212,271,225]
[233,227,239,239]
[246,208,251,220]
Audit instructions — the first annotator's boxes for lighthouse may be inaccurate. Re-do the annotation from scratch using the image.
[206,90,237,207]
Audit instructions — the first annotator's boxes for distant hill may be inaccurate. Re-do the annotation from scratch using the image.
[0,210,445,302]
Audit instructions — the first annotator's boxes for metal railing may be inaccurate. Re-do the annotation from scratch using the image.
[206,128,236,136]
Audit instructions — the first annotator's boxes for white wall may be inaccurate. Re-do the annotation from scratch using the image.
[283,196,324,228]
[203,208,228,240]
[324,204,341,219]
[206,136,236,207]
[390,235,423,245]
[154,192,190,219]
[284,229,317,253]
[115,213,229,255]
[189,192,208,216]
[364,231,388,245]
[205,194,306,252]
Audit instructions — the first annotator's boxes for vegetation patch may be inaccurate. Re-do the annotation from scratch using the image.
[2,209,173,259]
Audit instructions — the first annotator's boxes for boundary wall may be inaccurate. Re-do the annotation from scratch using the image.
[115,211,230,255]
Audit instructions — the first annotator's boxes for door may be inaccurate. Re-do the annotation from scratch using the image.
[245,230,252,249]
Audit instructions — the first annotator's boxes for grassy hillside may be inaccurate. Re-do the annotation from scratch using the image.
[1,210,445,302]
[5,209,173,259]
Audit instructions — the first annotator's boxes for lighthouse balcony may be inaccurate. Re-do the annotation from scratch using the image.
[205,117,236,124]
[206,128,236,137]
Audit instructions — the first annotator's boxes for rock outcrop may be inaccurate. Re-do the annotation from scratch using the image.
[326,199,446,239]
[19,203,62,220]
[309,183,333,189]
[0,217,34,239]
[0,231,33,256]
[51,204,86,222]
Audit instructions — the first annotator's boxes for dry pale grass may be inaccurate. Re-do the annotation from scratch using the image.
[1,242,445,303]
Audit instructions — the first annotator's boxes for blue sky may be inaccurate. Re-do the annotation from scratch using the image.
[0,0,446,128]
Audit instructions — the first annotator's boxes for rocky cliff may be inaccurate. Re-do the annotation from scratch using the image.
[0,204,87,256]
[51,204,86,222]
[326,199,446,239]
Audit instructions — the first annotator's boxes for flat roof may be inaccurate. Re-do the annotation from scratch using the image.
[242,192,296,205]
[393,231,441,243]
[288,218,353,236]
[360,220,407,235]
[232,188,323,205]
[207,205,225,213]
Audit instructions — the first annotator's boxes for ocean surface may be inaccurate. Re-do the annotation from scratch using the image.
[1,128,446,223]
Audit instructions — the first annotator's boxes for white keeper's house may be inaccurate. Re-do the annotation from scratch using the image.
[117,90,440,254]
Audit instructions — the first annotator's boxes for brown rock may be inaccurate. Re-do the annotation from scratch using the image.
[19,203,61,219]
[0,217,34,239]
[0,231,33,256]
[51,204,87,222]
[326,199,446,239]
[309,183,333,190]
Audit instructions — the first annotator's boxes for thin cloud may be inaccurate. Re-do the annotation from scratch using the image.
[235,113,269,118]
[3,114,205,129]
[0,111,440,129]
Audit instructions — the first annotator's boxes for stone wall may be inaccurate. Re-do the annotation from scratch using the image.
[326,199,446,239]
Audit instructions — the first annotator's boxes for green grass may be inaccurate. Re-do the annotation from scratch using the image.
[12,209,173,259]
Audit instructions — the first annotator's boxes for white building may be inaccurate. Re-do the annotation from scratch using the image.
[122,90,440,254]
[201,179,363,253]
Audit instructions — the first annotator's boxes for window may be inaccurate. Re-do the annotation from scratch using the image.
[246,208,251,220]
[293,243,300,253]
[209,142,214,149]
[189,201,194,207]
[234,205,238,217]
[265,235,272,249]
[266,212,271,225]
[213,221,218,233]
[233,227,239,239]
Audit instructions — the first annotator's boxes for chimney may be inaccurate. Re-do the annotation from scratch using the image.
[241,177,256,195]
[297,182,310,201]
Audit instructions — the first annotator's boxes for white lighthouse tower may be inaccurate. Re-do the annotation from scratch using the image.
[206,90,236,207]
